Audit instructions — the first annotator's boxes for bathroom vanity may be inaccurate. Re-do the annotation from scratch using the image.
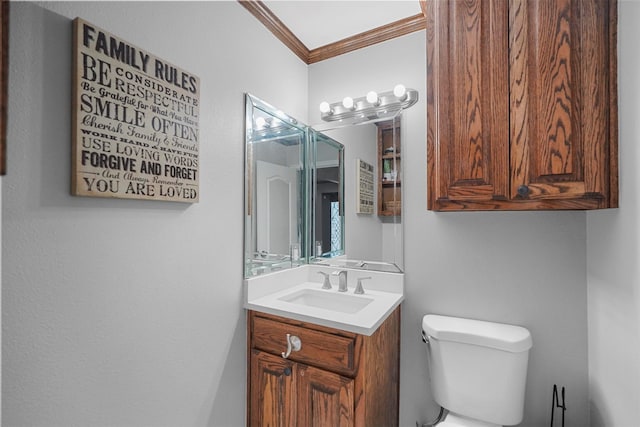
[243,94,406,426]
[244,264,403,426]
[247,307,400,426]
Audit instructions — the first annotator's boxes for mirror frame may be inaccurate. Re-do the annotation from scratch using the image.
[244,94,311,277]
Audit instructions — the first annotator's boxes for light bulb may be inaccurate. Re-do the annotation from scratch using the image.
[342,96,354,109]
[393,84,407,98]
[319,101,331,114]
[366,91,379,104]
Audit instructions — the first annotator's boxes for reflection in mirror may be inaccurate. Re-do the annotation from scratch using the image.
[311,131,344,258]
[244,94,306,277]
[312,111,403,272]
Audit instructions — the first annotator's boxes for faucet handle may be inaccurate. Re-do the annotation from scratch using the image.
[318,271,331,289]
[354,276,371,295]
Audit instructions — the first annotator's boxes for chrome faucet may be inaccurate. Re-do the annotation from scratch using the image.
[332,270,348,292]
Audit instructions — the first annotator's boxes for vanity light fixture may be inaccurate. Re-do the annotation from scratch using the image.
[342,96,355,110]
[255,116,268,129]
[393,84,407,100]
[319,101,332,114]
[319,83,418,122]
[366,91,380,105]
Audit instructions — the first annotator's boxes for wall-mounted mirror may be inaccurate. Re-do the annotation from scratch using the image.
[244,94,308,277]
[244,93,405,278]
[312,111,403,273]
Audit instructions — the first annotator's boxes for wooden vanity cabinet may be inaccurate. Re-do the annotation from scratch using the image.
[247,308,400,427]
[426,0,618,211]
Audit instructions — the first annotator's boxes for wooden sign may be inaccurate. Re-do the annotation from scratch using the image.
[356,159,374,214]
[72,18,200,202]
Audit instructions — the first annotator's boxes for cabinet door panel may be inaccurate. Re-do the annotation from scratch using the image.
[427,0,509,208]
[296,364,354,427]
[510,0,615,204]
[250,351,295,427]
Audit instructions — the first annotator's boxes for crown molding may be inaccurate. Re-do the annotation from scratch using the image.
[238,0,426,65]
[307,13,426,64]
[237,0,309,63]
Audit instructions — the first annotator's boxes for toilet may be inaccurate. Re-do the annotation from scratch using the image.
[422,314,533,427]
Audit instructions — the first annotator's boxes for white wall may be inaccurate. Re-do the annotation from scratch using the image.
[309,33,590,427]
[587,2,640,425]
[3,3,604,427]
[3,2,307,426]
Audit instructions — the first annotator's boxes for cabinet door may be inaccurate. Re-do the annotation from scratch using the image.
[249,350,296,427]
[296,364,354,427]
[427,0,510,210]
[509,0,617,208]
[427,0,617,211]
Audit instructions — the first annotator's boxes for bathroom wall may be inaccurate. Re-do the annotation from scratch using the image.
[3,2,307,426]
[309,33,590,427]
[587,2,640,425]
[2,2,600,427]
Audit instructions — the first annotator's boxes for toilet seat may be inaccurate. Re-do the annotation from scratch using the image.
[437,412,501,427]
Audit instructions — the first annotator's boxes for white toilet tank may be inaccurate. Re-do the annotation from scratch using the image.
[422,315,533,426]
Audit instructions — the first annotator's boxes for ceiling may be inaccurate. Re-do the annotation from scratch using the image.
[263,1,423,51]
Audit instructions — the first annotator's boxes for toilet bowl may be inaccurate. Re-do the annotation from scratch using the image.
[422,314,532,427]
[437,412,500,427]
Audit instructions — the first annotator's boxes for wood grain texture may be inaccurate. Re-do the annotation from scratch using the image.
[250,351,295,427]
[427,0,509,209]
[252,316,357,377]
[296,365,354,427]
[428,0,618,211]
[608,0,619,208]
[248,308,400,427]
[353,305,400,427]
[510,0,615,203]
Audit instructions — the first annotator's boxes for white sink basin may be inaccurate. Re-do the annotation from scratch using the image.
[244,266,404,335]
[279,288,374,314]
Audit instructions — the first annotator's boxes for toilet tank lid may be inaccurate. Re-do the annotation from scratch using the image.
[422,314,532,353]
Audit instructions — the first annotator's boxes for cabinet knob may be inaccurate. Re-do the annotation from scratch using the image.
[517,185,530,197]
[283,367,292,376]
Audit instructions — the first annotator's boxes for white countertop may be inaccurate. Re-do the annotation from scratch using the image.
[244,264,404,336]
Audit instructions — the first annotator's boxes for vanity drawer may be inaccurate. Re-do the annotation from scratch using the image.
[251,315,358,376]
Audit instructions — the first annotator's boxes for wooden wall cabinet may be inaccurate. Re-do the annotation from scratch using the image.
[247,308,400,427]
[377,120,402,216]
[426,0,618,211]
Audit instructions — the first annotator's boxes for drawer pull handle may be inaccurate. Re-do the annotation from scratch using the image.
[281,334,302,359]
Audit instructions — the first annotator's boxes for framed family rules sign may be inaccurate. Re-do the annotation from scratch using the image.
[72,18,200,202]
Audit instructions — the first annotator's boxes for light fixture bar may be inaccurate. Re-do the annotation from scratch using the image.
[320,86,418,122]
